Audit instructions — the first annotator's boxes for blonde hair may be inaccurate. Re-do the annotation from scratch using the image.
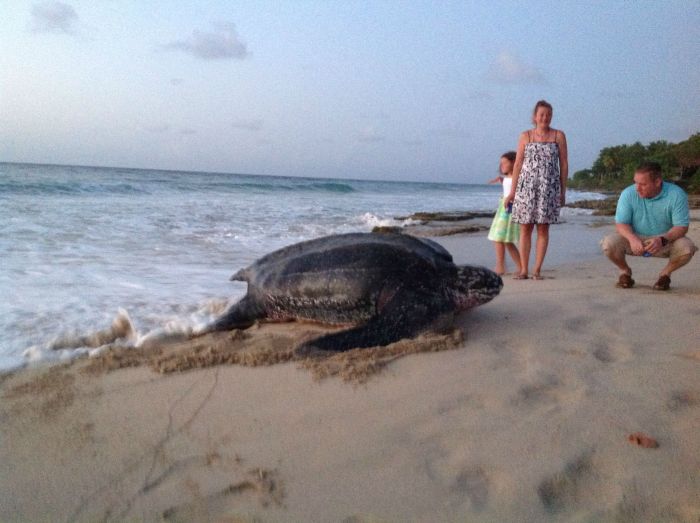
[531,100,553,124]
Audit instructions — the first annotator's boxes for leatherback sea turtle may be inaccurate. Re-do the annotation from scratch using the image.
[204,232,502,352]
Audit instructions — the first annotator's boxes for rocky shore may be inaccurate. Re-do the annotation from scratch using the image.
[565,198,617,216]
[376,193,699,238]
[567,194,700,215]
[372,203,620,237]
[373,211,493,237]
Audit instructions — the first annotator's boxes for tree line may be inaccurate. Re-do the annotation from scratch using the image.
[568,133,700,193]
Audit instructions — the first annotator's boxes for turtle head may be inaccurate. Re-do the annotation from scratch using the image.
[450,265,503,310]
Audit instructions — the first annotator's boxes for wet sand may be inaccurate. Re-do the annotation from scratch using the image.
[1,213,699,522]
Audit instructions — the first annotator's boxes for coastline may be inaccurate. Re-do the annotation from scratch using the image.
[1,212,699,521]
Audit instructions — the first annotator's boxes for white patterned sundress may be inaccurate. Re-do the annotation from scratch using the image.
[511,139,561,224]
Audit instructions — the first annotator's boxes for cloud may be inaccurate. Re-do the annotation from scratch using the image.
[30,1,78,34]
[232,119,263,131]
[488,51,545,84]
[164,23,249,60]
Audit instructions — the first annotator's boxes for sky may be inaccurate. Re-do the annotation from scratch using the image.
[1,1,699,184]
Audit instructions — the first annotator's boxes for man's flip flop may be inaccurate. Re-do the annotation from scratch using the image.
[616,273,635,288]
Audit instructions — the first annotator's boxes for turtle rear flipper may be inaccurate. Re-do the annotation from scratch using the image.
[296,290,451,353]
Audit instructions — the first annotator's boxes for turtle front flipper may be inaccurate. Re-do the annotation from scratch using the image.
[296,289,451,353]
[203,294,267,333]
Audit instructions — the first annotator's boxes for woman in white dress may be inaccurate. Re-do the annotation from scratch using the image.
[504,100,568,280]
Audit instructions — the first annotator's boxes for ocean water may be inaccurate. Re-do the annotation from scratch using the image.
[0,162,603,371]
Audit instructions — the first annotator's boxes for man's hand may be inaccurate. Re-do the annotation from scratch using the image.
[643,237,663,255]
[629,237,646,256]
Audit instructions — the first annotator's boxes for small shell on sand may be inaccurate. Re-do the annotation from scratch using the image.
[627,432,659,449]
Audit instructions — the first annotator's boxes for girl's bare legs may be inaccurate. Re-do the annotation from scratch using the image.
[517,223,534,277]
[493,242,506,275]
[493,242,506,276]
[532,224,550,278]
[506,242,521,274]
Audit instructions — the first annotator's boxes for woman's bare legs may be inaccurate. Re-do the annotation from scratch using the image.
[506,242,521,274]
[517,223,534,278]
[532,223,550,278]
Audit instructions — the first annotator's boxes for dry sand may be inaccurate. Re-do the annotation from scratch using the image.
[1,214,699,522]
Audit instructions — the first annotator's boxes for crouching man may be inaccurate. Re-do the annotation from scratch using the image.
[601,161,697,290]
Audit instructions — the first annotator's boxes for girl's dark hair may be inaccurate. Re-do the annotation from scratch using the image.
[501,151,516,163]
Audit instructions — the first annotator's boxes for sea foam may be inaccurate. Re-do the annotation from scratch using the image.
[1,162,604,371]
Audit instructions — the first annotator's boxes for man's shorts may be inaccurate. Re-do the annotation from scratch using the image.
[600,233,697,260]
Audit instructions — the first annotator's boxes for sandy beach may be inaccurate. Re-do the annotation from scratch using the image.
[1,213,699,522]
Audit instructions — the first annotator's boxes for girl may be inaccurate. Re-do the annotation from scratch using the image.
[488,151,521,275]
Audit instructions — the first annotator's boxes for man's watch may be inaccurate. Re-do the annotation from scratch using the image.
[660,236,669,247]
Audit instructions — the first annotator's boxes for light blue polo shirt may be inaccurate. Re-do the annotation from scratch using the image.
[615,182,690,236]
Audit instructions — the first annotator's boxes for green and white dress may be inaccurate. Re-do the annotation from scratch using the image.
[488,176,520,244]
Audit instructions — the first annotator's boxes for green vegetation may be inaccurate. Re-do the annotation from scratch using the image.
[568,133,700,194]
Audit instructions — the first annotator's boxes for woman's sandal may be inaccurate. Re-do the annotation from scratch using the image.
[532,273,544,280]
[513,274,529,280]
